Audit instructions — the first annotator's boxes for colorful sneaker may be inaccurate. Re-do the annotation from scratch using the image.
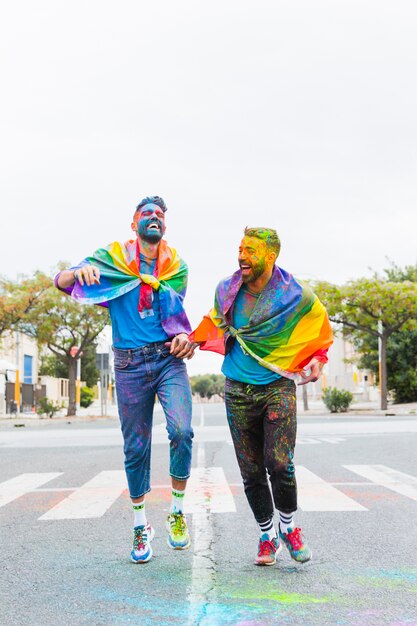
[255,534,282,566]
[166,512,191,550]
[130,524,155,564]
[279,527,312,563]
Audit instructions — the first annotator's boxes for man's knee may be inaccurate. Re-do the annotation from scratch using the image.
[267,457,295,480]
[168,426,194,445]
[242,468,268,488]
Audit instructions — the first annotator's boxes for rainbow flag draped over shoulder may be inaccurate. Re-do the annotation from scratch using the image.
[190,266,333,381]
[56,239,191,337]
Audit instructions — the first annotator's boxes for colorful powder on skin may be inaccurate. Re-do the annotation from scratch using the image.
[190,262,332,380]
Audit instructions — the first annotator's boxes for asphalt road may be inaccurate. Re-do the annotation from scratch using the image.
[1,404,417,626]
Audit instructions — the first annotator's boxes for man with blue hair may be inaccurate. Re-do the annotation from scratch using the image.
[56,196,195,563]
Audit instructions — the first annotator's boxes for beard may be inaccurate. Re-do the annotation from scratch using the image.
[138,219,165,243]
[240,260,266,283]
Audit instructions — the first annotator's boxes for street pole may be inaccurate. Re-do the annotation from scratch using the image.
[76,357,81,410]
[14,331,20,415]
[378,320,388,410]
[99,354,105,417]
[302,384,309,411]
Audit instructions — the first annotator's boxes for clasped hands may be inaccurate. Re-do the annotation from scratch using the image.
[165,334,198,360]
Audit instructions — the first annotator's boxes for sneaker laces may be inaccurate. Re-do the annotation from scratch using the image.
[170,513,186,535]
[286,527,303,551]
[133,527,147,550]
[258,538,276,556]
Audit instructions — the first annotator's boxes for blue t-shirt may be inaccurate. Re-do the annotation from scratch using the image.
[108,255,168,349]
[222,285,282,384]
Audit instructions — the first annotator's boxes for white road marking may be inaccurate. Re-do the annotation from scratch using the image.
[38,470,126,520]
[316,437,346,444]
[187,407,216,625]
[186,467,236,513]
[344,465,417,502]
[0,473,62,508]
[296,437,321,445]
[297,466,367,511]
[1,418,417,448]
[6,463,417,519]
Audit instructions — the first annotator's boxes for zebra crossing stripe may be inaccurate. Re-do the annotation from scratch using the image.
[344,465,417,502]
[296,466,368,511]
[186,467,236,513]
[0,473,62,508]
[5,464,417,518]
[39,471,126,520]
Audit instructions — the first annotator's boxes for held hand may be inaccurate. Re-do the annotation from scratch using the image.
[74,265,101,287]
[297,359,324,386]
[167,333,198,359]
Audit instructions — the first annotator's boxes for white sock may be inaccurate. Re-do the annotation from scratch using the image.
[170,488,185,514]
[132,502,147,527]
[258,517,277,540]
[279,511,294,534]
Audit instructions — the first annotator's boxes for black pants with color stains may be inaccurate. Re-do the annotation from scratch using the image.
[225,377,297,522]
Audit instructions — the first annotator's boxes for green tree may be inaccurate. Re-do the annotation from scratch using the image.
[384,261,417,283]
[190,374,225,400]
[315,277,417,410]
[385,330,417,403]
[0,273,50,339]
[355,262,417,404]
[81,342,100,388]
[40,341,100,388]
[39,353,68,379]
[25,282,109,416]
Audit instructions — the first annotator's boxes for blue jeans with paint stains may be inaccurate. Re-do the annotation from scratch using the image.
[225,377,297,521]
[114,342,193,499]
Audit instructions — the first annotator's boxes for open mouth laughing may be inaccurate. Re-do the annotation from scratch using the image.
[239,263,252,276]
[147,221,161,232]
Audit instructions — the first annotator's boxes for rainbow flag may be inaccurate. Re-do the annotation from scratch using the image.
[190,266,333,380]
[56,239,191,336]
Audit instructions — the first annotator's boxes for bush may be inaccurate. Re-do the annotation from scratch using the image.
[322,387,353,413]
[80,386,95,408]
[37,397,62,418]
[190,374,225,399]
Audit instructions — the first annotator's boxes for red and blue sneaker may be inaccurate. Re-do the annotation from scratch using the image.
[130,524,155,564]
[255,534,282,566]
[279,527,312,563]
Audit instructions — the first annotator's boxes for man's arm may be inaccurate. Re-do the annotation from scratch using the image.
[57,265,101,289]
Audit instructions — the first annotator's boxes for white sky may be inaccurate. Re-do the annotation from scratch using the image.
[1,1,417,374]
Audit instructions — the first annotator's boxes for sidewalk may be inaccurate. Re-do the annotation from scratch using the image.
[1,399,417,425]
[297,399,417,417]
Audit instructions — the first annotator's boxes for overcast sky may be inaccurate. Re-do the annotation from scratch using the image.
[1,1,417,374]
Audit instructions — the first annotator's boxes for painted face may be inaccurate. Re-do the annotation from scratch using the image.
[238,236,268,283]
[133,203,166,243]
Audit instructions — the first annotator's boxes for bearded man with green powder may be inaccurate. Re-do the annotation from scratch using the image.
[190,227,333,565]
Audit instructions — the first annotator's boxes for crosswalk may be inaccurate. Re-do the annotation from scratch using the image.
[1,464,416,520]
[296,466,367,511]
